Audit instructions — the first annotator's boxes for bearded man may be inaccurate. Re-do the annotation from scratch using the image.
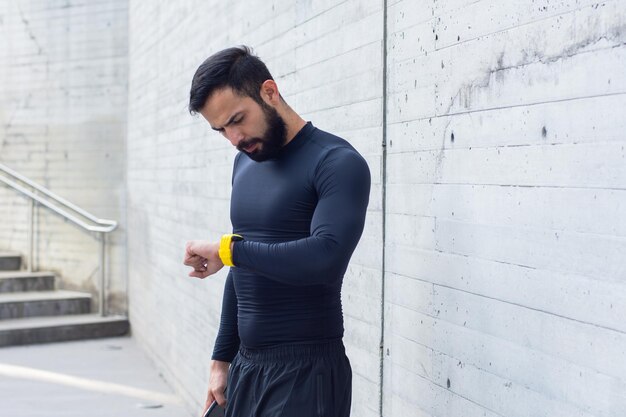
[184,46,370,417]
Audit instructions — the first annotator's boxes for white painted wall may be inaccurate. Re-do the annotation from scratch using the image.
[382,1,626,416]
[0,1,128,313]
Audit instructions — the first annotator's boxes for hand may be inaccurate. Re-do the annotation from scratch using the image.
[201,360,229,415]
[184,240,223,278]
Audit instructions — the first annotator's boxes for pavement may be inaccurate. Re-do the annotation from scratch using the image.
[0,336,192,417]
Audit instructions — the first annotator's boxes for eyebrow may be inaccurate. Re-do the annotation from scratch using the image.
[211,112,242,131]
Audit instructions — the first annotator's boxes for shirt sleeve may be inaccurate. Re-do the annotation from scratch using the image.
[232,147,371,286]
[211,270,240,362]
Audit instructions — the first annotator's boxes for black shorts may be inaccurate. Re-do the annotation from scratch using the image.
[225,340,352,417]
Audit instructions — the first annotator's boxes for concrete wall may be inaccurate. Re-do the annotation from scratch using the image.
[3,0,621,416]
[127,1,626,416]
[0,1,128,313]
[382,1,626,416]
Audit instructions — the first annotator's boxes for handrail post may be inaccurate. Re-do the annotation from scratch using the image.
[28,199,34,272]
[99,232,106,317]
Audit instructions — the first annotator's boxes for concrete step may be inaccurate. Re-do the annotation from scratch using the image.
[0,252,21,271]
[0,271,56,293]
[0,314,130,347]
[0,290,91,319]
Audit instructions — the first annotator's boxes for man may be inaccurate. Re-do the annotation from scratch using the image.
[184,46,370,417]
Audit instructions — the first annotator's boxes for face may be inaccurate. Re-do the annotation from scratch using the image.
[200,87,287,162]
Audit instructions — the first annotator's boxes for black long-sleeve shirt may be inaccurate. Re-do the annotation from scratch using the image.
[212,122,371,362]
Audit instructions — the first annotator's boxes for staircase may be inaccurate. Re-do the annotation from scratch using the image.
[0,251,129,347]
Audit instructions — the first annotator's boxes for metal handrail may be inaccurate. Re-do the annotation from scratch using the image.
[0,163,117,231]
[0,162,118,316]
[0,176,116,233]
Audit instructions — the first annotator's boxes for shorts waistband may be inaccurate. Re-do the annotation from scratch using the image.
[238,339,345,363]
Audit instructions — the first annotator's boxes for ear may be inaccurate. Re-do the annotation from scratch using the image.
[259,80,280,106]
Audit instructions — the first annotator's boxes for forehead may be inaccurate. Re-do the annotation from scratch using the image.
[199,87,255,126]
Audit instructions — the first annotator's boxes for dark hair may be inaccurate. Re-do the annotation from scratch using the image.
[188,45,274,114]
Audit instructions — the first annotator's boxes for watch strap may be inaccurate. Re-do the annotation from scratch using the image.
[219,234,243,267]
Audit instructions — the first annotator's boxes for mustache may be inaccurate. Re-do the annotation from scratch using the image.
[236,138,262,152]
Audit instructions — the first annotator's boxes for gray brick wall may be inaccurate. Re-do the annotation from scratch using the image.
[0,0,128,313]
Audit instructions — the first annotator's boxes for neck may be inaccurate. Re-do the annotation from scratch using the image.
[281,107,307,145]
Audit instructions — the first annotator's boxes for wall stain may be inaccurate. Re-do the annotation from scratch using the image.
[17,5,45,56]
[445,25,626,113]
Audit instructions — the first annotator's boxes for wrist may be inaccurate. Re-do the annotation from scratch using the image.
[211,359,230,372]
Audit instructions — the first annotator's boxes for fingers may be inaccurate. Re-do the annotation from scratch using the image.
[189,269,211,279]
[184,247,208,272]
[212,387,227,407]
[184,241,203,264]
[185,241,219,279]
[188,257,208,272]
[184,252,206,268]
[206,384,216,404]
[186,240,211,259]
[201,395,214,417]
[187,264,208,278]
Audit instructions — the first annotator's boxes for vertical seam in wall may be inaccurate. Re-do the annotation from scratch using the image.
[379,0,388,416]
[124,2,131,318]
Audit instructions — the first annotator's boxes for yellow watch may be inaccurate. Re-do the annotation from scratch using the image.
[219,234,243,267]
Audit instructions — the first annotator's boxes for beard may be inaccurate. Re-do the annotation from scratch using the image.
[237,103,287,162]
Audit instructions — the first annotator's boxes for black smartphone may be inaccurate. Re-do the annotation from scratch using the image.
[203,401,225,417]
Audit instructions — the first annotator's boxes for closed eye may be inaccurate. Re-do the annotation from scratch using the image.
[211,113,244,133]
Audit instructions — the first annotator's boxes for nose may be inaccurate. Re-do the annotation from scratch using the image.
[224,127,245,147]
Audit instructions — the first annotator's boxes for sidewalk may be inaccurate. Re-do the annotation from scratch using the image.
[0,336,192,417]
